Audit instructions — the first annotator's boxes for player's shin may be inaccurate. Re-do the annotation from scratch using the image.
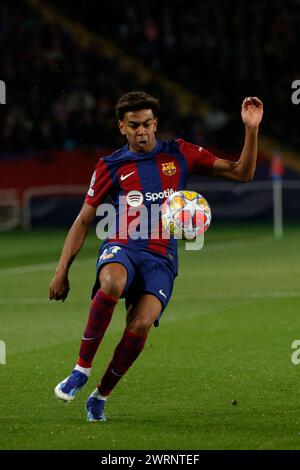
[77,289,118,369]
[97,328,148,397]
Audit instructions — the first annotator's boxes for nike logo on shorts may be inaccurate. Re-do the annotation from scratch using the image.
[159,289,167,299]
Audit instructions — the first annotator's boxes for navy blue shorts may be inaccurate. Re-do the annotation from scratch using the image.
[91,243,176,326]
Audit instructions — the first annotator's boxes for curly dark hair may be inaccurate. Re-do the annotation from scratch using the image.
[115,91,159,120]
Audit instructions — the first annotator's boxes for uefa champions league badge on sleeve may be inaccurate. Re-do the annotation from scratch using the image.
[0,340,6,364]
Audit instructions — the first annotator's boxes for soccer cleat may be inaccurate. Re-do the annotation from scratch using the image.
[86,396,107,422]
[54,370,88,402]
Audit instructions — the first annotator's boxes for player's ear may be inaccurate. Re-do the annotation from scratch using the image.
[153,116,158,132]
[118,120,126,135]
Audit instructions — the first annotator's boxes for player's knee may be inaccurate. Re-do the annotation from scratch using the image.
[99,265,127,299]
[127,317,152,335]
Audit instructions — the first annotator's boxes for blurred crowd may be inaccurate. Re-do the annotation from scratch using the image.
[1,0,299,155]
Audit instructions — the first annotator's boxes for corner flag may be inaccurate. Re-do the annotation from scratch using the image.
[270,152,284,239]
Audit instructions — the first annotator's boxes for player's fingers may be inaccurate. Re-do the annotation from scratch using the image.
[249,97,263,107]
[62,287,70,302]
[251,96,263,104]
[242,97,251,108]
[49,282,69,301]
[243,96,263,107]
[50,289,59,301]
[50,289,60,301]
[243,96,255,105]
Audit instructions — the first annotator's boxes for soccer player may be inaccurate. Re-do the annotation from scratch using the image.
[49,91,263,421]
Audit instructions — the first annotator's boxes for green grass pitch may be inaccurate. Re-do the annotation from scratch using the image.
[0,223,300,450]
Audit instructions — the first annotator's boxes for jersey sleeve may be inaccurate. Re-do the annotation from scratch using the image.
[85,158,114,208]
[177,138,218,176]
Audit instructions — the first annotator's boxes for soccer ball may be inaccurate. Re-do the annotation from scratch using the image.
[162,190,211,240]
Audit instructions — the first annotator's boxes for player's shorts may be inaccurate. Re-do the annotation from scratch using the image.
[91,243,176,326]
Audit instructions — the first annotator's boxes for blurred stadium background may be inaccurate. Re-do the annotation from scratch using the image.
[1,0,300,229]
[1,0,300,451]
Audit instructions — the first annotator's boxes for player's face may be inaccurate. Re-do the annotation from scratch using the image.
[118,109,158,153]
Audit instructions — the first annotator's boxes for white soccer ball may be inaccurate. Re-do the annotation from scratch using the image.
[161,190,212,240]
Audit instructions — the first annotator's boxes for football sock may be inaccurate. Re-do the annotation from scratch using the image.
[74,364,91,377]
[77,289,118,368]
[97,328,148,397]
[90,388,107,401]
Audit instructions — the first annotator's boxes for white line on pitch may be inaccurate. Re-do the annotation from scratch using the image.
[0,257,95,276]
[0,236,271,277]
[177,235,271,252]
[0,291,298,305]
[173,291,300,300]
[200,236,271,251]
[0,298,85,304]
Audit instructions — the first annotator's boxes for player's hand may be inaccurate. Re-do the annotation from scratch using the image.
[241,97,263,129]
[49,275,70,301]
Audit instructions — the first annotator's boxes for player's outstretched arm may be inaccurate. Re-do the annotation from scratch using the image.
[211,97,264,182]
[49,202,96,301]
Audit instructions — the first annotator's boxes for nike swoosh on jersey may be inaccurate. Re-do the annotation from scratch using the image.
[120,171,135,181]
[82,337,96,341]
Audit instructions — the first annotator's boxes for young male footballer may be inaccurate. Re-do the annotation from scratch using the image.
[49,91,263,421]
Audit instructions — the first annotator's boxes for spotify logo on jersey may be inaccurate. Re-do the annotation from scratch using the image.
[126,190,144,207]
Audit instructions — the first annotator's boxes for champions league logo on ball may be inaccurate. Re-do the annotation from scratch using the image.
[0,80,6,104]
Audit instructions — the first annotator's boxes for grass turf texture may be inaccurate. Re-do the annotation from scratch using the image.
[0,223,300,450]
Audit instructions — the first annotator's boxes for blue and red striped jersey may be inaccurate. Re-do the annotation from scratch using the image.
[85,139,218,274]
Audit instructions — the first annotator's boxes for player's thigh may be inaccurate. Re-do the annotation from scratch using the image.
[92,244,136,299]
[99,263,128,298]
[126,294,163,334]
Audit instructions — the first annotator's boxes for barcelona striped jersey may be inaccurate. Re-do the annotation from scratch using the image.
[85,138,217,274]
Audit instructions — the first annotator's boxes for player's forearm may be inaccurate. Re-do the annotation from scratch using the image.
[55,217,90,278]
[237,126,259,181]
